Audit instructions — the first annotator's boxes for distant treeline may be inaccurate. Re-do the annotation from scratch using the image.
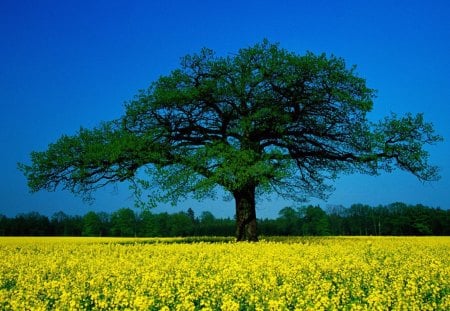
[1,202,449,237]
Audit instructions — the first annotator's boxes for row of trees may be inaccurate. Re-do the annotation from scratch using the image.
[1,202,449,237]
[274,203,450,236]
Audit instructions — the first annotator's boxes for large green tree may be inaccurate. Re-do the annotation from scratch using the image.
[19,40,441,241]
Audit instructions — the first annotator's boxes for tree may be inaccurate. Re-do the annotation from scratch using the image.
[187,208,196,223]
[0,214,7,235]
[346,204,374,235]
[277,207,302,235]
[300,205,330,236]
[166,212,193,236]
[197,211,216,235]
[137,210,159,237]
[111,208,137,237]
[18,40,441,241]
[51,211,70,235]
[82,211,109,236]
[13,212,50,236]
[326,204,346,235]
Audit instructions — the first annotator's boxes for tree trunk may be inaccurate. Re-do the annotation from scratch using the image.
[234,185,258,242]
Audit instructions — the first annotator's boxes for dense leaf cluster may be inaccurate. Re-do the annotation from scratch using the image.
[1,203,448,237]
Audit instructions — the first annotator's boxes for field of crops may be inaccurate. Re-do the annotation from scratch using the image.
[1,237,449,310]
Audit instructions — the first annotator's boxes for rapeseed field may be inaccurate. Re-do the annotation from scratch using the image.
[0,236,449,310]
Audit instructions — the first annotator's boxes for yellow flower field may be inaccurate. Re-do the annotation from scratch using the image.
[0,237,449,310]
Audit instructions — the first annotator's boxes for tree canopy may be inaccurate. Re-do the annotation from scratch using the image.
[19,40,441,241]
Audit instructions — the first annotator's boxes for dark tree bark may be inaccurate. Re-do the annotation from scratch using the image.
[234,184,258,242]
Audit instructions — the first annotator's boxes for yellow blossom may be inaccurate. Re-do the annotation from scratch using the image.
[0,236,449,310]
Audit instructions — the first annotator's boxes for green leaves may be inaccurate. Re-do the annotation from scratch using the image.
[18,121,163,198]
[19,40,442,207]
[370,113,443,181]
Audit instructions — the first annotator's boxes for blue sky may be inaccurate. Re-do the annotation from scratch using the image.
[1,0,449,218]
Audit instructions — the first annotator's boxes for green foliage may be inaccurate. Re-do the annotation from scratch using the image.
[1,203,449,237]
[82,211,109,237]
[110,208,137,237]
[300,205,331,236]
[18,41,441,235]
[18,122,155,199]
[370,113,442,180]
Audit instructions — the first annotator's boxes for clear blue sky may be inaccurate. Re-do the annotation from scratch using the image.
[1,0,449,218]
